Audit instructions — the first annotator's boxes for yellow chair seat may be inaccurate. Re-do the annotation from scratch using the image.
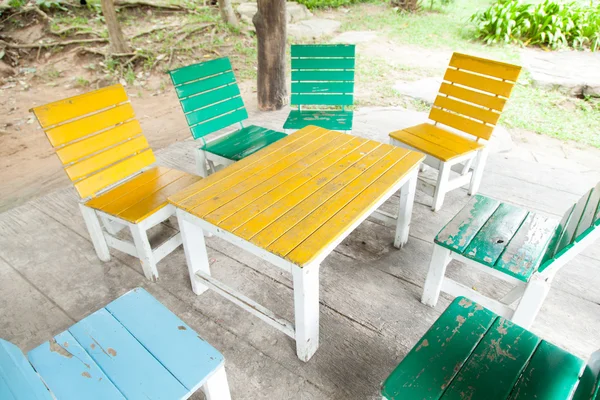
[86,166,201,224]
[389,123,484,162]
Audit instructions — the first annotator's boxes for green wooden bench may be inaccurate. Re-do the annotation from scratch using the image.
[169,58,287,177]
[382,296,600,400]
[283,44,356,133]
[422,182,600,329]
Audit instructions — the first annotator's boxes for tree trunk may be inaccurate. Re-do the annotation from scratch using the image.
[218,0,239,27]
[101,0,130,54]
[253,0,287,111]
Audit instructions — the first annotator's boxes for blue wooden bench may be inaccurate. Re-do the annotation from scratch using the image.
[283,44,356,133]
[422,182,600,329]
[382,296,600,400]
[169,57,287,177]
[0,288,231,399]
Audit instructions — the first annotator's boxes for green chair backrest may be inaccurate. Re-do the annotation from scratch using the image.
[290,44,356,110]
[169,58,248,141]
[539,181,600,271]
[573,350,600,400]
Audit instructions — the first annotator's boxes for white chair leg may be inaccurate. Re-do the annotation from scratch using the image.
[511,275,550,329]
[195,148,209,178]
[394,169,418,248]
[468,147,488,196]
[130,223,159,282]
[421,244,452,307]
[419,163,426,172]
[500,285,526,306]
[178,211,211,295]
[432,162,451,212]
[293,263,320,362]
[203,365,232,400]
[78,204,111,262]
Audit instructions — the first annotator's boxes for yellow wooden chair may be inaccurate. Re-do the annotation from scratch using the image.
[389,53,522,211]
[31,84,201,281]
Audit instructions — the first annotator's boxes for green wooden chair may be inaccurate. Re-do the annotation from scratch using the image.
[382,296,600,400]
[169,58,287,177]
[283,44,356,133]
[422,182,600,329]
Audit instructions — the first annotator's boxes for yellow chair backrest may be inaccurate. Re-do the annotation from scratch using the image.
[31,84,156,199]
[431,53,522,141]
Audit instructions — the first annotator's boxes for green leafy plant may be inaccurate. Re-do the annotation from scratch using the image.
[470,0,600,50]
[294,0,373,9]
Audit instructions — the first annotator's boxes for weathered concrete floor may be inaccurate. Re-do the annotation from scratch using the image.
[1,107,600,399]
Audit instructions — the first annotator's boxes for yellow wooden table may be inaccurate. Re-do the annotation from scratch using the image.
[169,126,424,361]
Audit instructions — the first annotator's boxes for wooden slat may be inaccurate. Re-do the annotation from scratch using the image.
[68,309,189,399]
[180,84,240,113]
[291,70,354,82]
[381,297,496,400]
[435,194,500,252]
[508,341,584,400]
[464,203,529,267]
[264,146,405,256]
[539,204,575,269]
[441,318,541,400]
[170,126,327,209]
[201,134,360,224]
[186,96,245,126]
[403,124,482,152]
[64,135,150,181]
[0,339,53,400]
[287,150,423,265]
[494,213,557,282]
[390,129,457,161]
[433,95,501,125]
[28,331,125,399]
[283,110,354,131]
[291,82,354,94]
[444,68,516,98]
[572,352,600,400]
[174,72,236,99]
[449,53,522,82]
[291,44,355,58]
[56,120,143,165]
[74,149,155,198]
[105,288,223,391]
[292,58,355,70]
[429,107,495,140]
[574,182,600,239]
[291,94,353,106]
[190,108,248,139]
[439,82,507,111]
[31,84,128,128]
[210,127,286,161]
[553,189,593,257]
[169,57,232,85]
[45,103,136,148]
[0,375,18,400]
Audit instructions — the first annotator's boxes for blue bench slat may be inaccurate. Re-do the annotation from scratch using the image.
[68,308,189,400]
[0,339,53,400]
[105,288,224,392]
[0,374,18,400]
[28,331,126,400]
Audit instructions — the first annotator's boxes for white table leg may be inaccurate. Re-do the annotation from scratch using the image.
[292,263,320,362]
[203,364,232,400]
[394,169,418,249]
[177,210,211,295]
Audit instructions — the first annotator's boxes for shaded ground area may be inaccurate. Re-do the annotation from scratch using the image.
[1,105,599,399]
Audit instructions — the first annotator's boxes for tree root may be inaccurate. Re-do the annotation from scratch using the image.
[50,26,103,38]
[114,1,189,11]
[0,38,107,49]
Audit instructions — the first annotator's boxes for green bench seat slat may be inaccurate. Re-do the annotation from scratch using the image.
[185,96,245,126]
[291,94,353,106]
[508,341,585,400]
[554,188,593,257]
[495,213,557,281]
[292,58,355,70]
[291,70,355,82]
[283,110,353,131]
[173,71,236,99]
[204,125,286,161]
[291,82,354,95]
[539,203,575,269]
[291,44,355,58]
[180,84,240,113]
[575,182,600,239]
[381,297,497,400]
[435,194,500,253]
[170,57,233,85]
[573,350,600,400]
[441,318,540,400]
[190,108,249,140]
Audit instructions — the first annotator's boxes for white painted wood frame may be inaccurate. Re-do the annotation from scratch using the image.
[422,222,600,328]
[174,169,419,361]
[201,364,232,400]
[389,137,487,212]
[194,124,242,178]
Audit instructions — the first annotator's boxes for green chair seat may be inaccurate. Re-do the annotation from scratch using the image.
[203,125,287,161]
[283,110,353,131]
